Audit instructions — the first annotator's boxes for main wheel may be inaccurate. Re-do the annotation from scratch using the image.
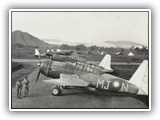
[51,86,62,96]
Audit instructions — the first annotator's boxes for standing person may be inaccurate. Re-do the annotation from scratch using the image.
[15,80,23,98]
[23,77,29,97]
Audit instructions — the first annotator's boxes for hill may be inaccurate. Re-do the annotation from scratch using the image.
[12,30,55,58]
[105,41,144,48]
[43,38,115,47]
[42,38,74,46]
[43,38,144,48]
[12,30,52,47]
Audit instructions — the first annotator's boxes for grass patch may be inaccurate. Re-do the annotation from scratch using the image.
[12,62,23,72]
[12,46,148,63]
[80,54,148,63]
[11,62,37,87]
[111,65,139,80]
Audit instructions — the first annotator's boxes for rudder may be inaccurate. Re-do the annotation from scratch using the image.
[99,54,113,72]
[35,49,40,57]
[129,60,148,95]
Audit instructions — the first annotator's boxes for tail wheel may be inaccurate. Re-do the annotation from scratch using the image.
[51,86,62,96]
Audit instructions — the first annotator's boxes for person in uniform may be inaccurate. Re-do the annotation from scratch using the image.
[15,80,23,98]
[23,77,29,97]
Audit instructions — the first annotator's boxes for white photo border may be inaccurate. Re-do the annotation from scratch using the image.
[9,9,151,111]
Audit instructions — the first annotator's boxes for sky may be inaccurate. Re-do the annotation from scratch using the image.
[12,11,149,45]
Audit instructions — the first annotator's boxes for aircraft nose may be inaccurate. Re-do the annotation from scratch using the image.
[39,62,48,76]
[36,61,50,83]
[40,62,44,70]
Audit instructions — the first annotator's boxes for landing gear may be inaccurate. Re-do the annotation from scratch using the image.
[51,86,62,96]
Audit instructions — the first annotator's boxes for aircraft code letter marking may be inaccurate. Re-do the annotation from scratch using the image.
[96,79,104,89]
[104,81,111,90]
[120,83,129,92]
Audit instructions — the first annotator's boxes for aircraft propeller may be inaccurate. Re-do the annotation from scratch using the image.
[38,55,41,65]
[36,70,41,82]
[36,55,42,83]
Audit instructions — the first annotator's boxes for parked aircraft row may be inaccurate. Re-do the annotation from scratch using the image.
[34,49,148,96]
[35,49,87,63]
[34,49,73,57]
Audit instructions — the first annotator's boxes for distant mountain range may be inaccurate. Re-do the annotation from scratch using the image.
[43,38,144,48]
[12,30,53,47]
[42,38,115,47]
[12,30,145,48]
[105,41,143,46]
[42,38,75,46]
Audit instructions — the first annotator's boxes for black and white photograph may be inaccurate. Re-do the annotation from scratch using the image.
[9,9,150,111]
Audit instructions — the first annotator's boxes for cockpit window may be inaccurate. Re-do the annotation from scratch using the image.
[83,64,88,71]
[75,62,104,74]
[75,63,83,70]
[89,67,93,72]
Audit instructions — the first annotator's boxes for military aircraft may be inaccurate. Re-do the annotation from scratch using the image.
[88,51,98,55]
[35,48,113,72]
[55,49,73,55]
[34,49,73,58]
[35,54,148,96]
[35,49,87,63]
[34,49,54,57]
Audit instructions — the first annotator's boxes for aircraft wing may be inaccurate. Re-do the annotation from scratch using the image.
[43,74,90,87]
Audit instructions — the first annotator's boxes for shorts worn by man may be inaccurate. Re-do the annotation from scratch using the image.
[16,80,23,98]
[23,77,29,97]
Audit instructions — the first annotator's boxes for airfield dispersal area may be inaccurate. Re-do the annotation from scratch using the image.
[11,30,149,109]
[11,61,148,109]
[10,11,150,110]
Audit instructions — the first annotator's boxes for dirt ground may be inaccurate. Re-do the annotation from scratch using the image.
[11,62,37,87]
[11,62,149,109]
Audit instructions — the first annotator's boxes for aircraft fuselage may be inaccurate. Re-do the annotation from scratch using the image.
[50,54,86,63]
[40,60,105,78]
[39,60,139,94]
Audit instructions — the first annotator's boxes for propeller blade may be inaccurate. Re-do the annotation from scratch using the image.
[36,70,41,83]
[38,55,41,65]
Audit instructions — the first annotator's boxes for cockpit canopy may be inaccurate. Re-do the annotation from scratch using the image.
[75,62,105,74]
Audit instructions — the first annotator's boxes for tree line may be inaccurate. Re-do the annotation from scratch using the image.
[58,44,148,55]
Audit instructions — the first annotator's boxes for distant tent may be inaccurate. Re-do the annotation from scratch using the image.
[116,52,123,55]
[101,51,104,55]
[128,52,134,56]
[57,49,61,52]
[97,51,100,54]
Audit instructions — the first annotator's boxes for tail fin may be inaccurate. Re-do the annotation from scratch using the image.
[47,49,50,52]
[35,49,40,57]
[129,60,148,95]
[99,54,113,72]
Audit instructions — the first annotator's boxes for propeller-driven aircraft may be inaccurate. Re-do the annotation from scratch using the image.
[34,49,53,57]
[35,48,113,72]
[35,52,148,96]
[55,49,73,56]
[34,49,73,57]
[35,49,87,62]
[88,51,98,55]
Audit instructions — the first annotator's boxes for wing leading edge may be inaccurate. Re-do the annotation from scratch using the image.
[43,74,90,87]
